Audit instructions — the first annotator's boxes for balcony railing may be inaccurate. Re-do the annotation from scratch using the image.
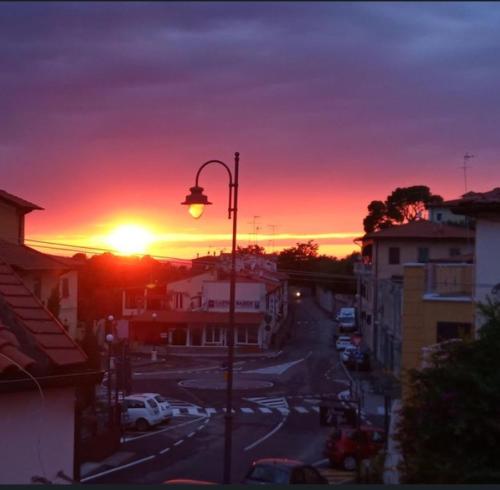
[425,263,474,298]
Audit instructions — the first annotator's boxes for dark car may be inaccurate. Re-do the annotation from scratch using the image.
[324,426,385,470]
[242,458,328,485]
[344,349,371,371]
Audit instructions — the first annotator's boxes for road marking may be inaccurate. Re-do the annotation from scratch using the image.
[159,447,170,455]
[205,408,217,415]
[293,406,309,413]
[171,408,180,416]
[187,432,195,438]
[258,407,272,413]
[244,418,287,451]
[173,439,184,446]
[187,407,201,416]
[240,407,254,414]
[311,406,319,413]
[122,416,208,442]
[242,353,311,375]
[80,455,156,482]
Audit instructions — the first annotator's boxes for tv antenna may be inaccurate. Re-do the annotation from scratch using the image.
[460,153,474,193]
[248,216,261,245]
[268,224,278,253]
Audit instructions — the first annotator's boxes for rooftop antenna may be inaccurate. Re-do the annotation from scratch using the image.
[268,224,278,253]
[461,153,474,193]
[247,215,261,245]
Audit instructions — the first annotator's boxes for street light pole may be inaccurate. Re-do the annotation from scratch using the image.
[181,152,239,484]
[105,314,115,428]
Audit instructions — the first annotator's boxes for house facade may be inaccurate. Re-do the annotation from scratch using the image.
[355,220,474,369]
[0,258,97,484]
[0,190,80,339]
[447,188,500,328]
[400,262,474,395]
[123,254,288,351]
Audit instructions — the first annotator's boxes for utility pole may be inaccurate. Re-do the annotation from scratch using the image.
[460,153,474,193]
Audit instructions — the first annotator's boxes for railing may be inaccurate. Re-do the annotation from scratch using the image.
[425,263,474,297]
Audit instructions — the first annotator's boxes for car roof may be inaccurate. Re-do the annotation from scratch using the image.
[253,458,304,468]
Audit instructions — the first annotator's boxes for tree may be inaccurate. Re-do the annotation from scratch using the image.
[279,240,319,263]
[236,244,266,255]
[363,185,443,233]
[396,299,500,483]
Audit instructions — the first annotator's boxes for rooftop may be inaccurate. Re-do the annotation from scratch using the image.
[0,259,87,378]
[361,220,473,241]
[0,189,43,212]
[0,240,77,271]
[448,187,500,216]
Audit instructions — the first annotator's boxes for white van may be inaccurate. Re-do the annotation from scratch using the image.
[123,394,164,431]
[336,307,356,331]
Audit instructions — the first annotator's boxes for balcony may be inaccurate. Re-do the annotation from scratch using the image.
[424,263,474,300]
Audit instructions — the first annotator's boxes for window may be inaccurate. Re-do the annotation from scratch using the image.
[60,278,69,298]
[247,328,259,344]
[205,327,222,344]
[436,212,442,222]
[33,276,42,299]
[436,322,472,342]
[449,247,461,257]
[366,314,372,325]
[174,292,184,309]
[417,247,429,263]
[388,247,400,265]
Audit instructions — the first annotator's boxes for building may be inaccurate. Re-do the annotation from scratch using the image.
[123,253,288,351]
[0,190,80,339]
[0,258,98,484]
[400,261,474,395]
[447,188,500,327]
[355,220,474,366]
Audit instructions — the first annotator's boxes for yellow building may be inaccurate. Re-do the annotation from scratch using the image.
[401,262,474,394]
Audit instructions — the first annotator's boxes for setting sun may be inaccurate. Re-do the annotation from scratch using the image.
[106,224,154,255]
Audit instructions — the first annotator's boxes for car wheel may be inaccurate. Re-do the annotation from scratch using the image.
[343,455,357,471]
[135,418,150,432]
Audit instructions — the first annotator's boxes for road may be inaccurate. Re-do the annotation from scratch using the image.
[83,295,377,484]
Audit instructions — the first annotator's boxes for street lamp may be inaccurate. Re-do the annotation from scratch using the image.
[181,152,239,484]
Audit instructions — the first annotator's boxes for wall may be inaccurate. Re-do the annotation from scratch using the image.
[167,270,217,311]
[0,201,22,244]
[0,387,75,484]
[475,218,500,311]
[202,281,265,312]
[315,285,334,315]
[401,264,474,395]
[374,239,473,280]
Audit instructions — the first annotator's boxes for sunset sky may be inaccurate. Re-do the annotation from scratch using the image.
[2,2,500,260]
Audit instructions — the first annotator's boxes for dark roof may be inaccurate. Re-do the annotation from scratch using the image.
[361,220,473,241]
[0,259,87,377]
[0,240,75,271]
[0,190,43,212]
[448,187,500,216]
[131,310,264,325]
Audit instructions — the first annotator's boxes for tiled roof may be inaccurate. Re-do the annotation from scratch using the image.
[131,310,264,325]
[0,189,43,211]
[362,220,473,241]
[0,240,74,271]
[0,259,86,376]
[447,187,500,216]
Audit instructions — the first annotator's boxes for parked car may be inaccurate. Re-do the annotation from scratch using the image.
[134,393,172,423]
[335,335,354,351]
[336,307,356,332]
[122,394,164,431]
[341,345,359,363]
[324,426,385,471]
[344,349,371,371]
[242,458,328,485]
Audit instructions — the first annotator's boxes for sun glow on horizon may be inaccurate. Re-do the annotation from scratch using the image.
[106,224,154,255]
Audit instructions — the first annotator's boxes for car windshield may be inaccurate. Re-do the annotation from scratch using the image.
[147,399,158,409]
[155,395,167,403]
[247,465,290,484]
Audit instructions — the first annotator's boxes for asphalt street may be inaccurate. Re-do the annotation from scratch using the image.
[84,295,377,484]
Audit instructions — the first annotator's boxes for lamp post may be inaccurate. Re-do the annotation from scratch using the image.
[105,314,115,428]
[181,152,239,484]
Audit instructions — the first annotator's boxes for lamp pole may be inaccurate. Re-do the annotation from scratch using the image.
[182,152,239,484]
[105,314,115,428]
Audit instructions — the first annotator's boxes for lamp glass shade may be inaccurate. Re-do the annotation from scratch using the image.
[189,203,205,219]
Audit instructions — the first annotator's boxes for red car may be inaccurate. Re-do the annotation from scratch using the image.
[324,426,385,471]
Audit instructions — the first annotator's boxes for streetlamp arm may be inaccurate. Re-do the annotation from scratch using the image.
[194,154,239,219]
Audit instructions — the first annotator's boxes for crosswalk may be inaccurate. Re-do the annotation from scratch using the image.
[167,404,320,417]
